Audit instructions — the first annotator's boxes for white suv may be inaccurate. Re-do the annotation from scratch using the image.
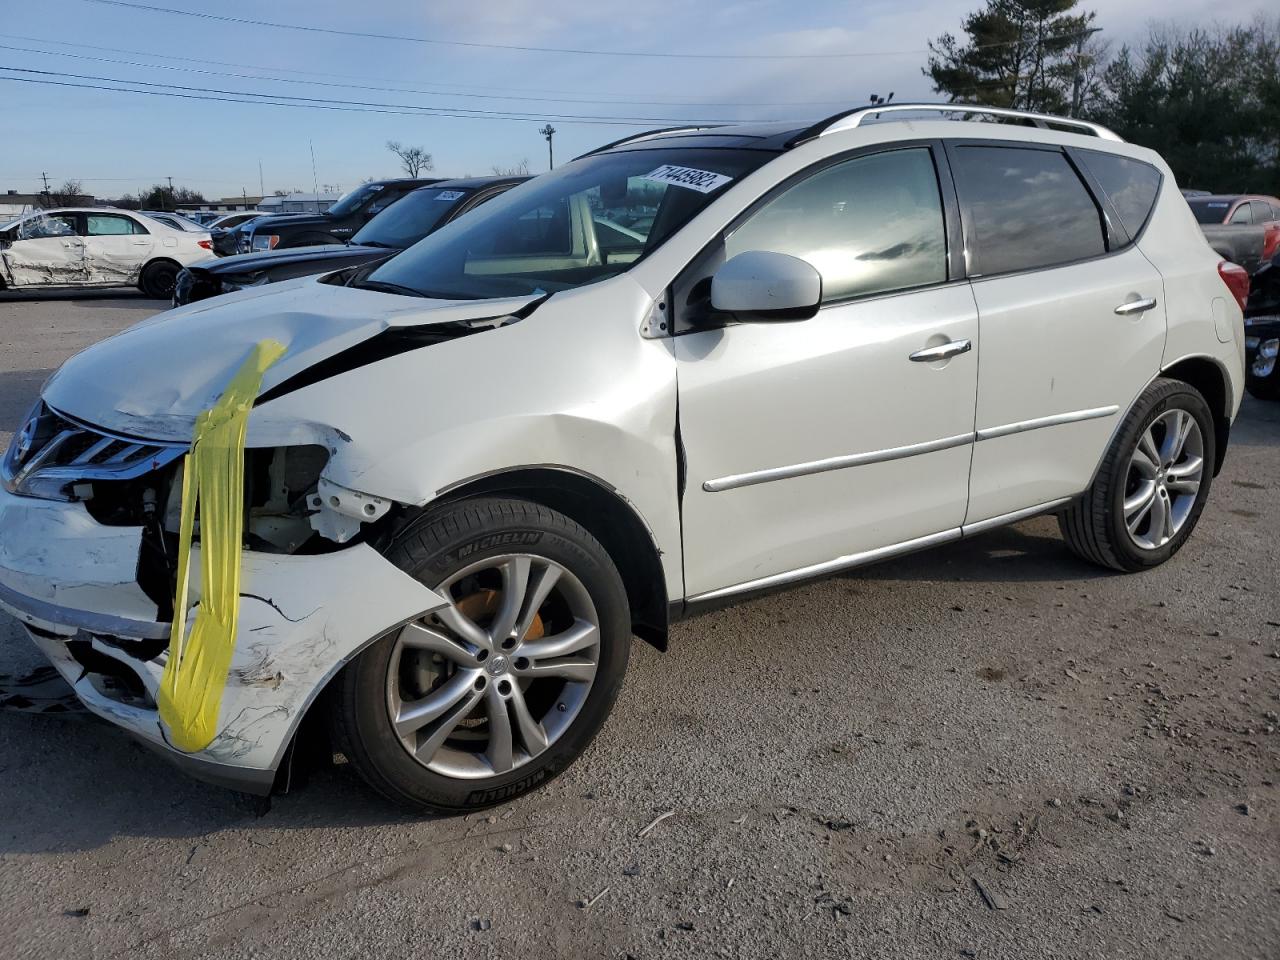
[0,106,1246,811]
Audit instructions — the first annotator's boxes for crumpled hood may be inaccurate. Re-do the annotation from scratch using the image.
[43,276,541,442]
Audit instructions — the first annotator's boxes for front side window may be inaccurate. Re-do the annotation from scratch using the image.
[725,148,947,303]
[17,213,77,239]
[950,145,1105,276]
[86,214,144,236]
[328,183,384,218]
[1078,149,1162,238]
[1228,203,1253,225]
[365,147,772,300]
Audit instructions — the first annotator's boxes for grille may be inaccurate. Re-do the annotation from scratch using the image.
[3,402,186,501]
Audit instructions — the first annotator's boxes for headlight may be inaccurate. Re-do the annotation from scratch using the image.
[251,234,280,252]
[1253,338,1279,378]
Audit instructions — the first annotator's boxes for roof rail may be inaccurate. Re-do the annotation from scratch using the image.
[793,103,1123,145]
[573,125,725,161]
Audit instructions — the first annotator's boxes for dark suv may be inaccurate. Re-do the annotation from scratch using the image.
[174,177,527,306]
[235,178,440,253]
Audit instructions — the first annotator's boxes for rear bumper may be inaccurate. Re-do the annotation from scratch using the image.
[0,483,446,791]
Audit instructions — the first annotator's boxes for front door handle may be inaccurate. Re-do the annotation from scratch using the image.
[1115,296,1158,316]
[910,338,972,363]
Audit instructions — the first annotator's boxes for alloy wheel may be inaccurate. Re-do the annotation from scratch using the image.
[385,554,600,780]
[1122,408,1204,551]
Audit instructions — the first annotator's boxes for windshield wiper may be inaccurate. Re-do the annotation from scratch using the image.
[351,278,425,298]
[357,240,397,249]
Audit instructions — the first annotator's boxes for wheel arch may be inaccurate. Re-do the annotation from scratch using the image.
[1160,355,1232,476]
[418,466,671,651]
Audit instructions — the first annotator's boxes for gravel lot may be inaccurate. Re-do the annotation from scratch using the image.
[1,291,1277,960]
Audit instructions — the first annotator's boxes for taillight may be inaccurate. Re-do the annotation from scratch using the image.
[197,239,212,249]
[1218,261,1250,313]
[1263,225,1280,262]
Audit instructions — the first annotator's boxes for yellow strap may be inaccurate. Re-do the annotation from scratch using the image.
[159,339,287,753]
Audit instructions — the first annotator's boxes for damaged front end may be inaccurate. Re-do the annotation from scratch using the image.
[0,397,444,793]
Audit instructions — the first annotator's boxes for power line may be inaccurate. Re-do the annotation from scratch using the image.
[81,0,935,60]
[0,70,737,126]
[0,39,859,109]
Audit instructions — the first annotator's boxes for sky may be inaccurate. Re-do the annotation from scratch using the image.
[0,0,1270,202]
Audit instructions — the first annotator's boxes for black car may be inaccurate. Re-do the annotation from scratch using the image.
[1244,252,1280,400]
[173,176,527,306]
[207,211,270,257]
[234,177,442,254]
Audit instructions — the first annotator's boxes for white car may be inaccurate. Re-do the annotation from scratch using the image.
[0,207,212,298]
[0,105,1246,811]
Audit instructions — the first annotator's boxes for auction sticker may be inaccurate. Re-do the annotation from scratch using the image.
[435,190,466,201]
[641,165,733,194]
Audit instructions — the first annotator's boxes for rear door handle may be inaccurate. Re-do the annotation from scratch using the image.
[1115,297,1158,316]
[910,338,972,362]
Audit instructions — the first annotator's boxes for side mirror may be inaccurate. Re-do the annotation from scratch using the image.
[710,250,821,321]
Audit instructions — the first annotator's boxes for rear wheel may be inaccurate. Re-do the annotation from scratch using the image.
[139,260,179,299]
[330,498,631,812]
[1059,378,1215,572]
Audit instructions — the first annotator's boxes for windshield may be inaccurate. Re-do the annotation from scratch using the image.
[353,186,471,248]
[328,183,384,218]
[365,148,772,299]
[1188,199,1234,225]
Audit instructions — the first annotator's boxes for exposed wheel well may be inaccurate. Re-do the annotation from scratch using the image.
[1161,356,1230,475]
[425,468,671,650]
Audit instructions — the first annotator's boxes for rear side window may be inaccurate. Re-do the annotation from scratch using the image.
[725,147,947,302]
[86,214,145,236]
[1077,149,1162,237]
[950,145,1105,277]
[1250,201,1274,224]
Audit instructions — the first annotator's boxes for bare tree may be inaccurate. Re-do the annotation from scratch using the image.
[491,158,532,177]
[46,179,85,207]
[386,140,434,178]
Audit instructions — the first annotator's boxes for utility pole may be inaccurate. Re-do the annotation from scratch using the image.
[309,140,319,195]
[539,124,557,171]
[1070,27,1103,118]
[166,175,174,210]
[258,158,264,198]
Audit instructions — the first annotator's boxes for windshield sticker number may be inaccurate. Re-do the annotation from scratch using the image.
[641,165,733,194]
[435,190,466,201]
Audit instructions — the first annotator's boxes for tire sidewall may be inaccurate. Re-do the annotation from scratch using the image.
[344,499,631,811]
[1104,384,1215,569]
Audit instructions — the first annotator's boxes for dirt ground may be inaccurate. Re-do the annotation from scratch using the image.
[1,290,1277,960]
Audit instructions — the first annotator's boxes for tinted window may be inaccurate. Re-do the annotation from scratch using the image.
[1228,203,1252,225]
[353,187,473,249]
[951,146,1105,276]
[1250,201,1275,223]
[1188,200,1233,224]
[1078,149,1162,237]
[86,214,144,236]
[725,148,946,302]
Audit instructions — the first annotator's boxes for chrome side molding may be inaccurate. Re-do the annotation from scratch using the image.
[976,405,1119,442]
[702,432,974,493]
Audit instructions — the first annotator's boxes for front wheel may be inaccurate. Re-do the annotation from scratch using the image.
[329,498,631,812]
[1059,378,1215,572]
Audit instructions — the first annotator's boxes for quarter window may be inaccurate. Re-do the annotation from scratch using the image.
[950,145,1106,276]
[86,214,145,236]
[1077,149,1162,238]
[725,148,947,303]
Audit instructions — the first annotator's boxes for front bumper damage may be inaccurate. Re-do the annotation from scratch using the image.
[0,482,445,794]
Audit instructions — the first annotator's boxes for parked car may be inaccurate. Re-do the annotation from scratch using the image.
[0,207,211,297]
[1244,252,1280,400]
[140,210,207,233]
[1188,194,1280,274]
[205,211,266,257]
[174,178,526,306]
[235,178,441,253]
[0,105,1245,811]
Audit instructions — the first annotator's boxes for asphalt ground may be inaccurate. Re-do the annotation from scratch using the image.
[1,289,1277,959]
